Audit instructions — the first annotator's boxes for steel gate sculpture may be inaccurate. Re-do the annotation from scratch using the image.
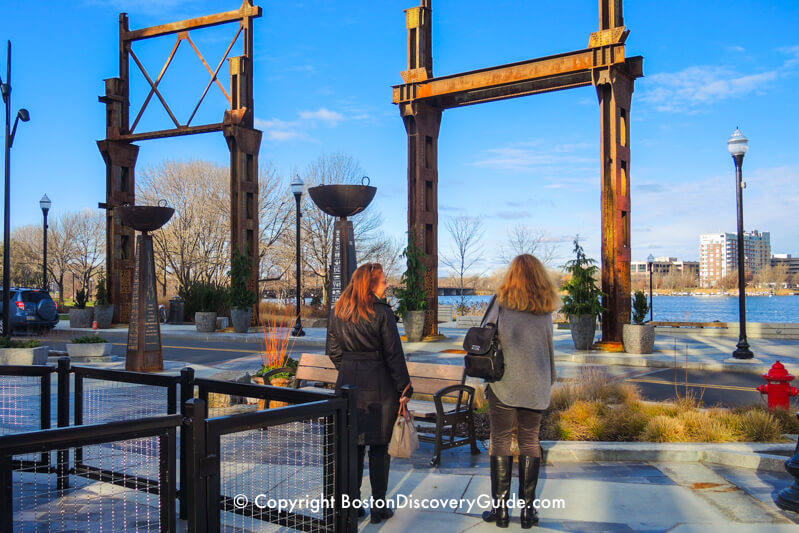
[394,0,643,347]
[98,1,262,325]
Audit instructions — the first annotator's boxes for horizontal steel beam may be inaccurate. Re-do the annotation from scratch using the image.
[123,4,262,42]
[393,45,631,108]
[116,123,225,142]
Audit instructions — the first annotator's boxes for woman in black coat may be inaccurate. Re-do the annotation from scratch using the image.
[326,262,413,524]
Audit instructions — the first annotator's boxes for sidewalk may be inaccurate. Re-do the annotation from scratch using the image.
[356,440,799,532]
[42,323,799,531]
[55,321,799,376]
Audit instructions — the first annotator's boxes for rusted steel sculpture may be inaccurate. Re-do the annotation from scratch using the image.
[393,0,643,346]
[98,1,262,325]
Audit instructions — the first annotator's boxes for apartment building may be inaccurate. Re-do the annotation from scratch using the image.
[699,230,771,287]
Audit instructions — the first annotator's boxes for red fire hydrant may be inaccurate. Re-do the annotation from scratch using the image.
[757,361,799,410]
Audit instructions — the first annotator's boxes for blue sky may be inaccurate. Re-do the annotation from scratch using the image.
[2,0,798,272]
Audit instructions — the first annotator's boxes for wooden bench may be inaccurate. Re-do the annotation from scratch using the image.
[293,353,480,466]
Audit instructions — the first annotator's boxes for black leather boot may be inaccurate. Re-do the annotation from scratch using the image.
[518,455,541,528]
[482,455,512,528]
[369,447,394,524]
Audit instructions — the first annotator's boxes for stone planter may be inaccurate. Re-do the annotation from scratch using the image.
[195,311,217,332]
[403,310,426,342]
[569,314,597,350]
[69,308,94,329]
[93,304,114,329]
[230,308,251,333]
[0,346,49,365]
[623,323,656,354]
[66,342,112,359]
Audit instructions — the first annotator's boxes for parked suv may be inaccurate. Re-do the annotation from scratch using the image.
[0,288,59,335]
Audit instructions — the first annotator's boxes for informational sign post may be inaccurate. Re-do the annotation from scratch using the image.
[329,220,357,307]
[126,234,163,371]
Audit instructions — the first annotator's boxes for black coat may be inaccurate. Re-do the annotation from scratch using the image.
[326,296,412,445]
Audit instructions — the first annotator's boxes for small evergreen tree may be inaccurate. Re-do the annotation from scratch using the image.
[631,290,650,325]
[395,234,429,317]
[561,238,606,318]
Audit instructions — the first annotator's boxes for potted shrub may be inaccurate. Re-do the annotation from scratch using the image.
[93,275,114,329]
[69,289,93,328]
[561,239,606,350]
[66,335,112,359]
[623,291,655,354]
[394,235,428,342]
[228,247,257,333]
[194,283,225,333]
[0,338,47,365]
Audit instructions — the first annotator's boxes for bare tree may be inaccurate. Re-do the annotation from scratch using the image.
[46,215,77,303]
[441,215,484,314]
[9,225,42,288]
[258,162,293,285]
[499,224,558,265]
[138,160,230,289]
[66,210,105,290]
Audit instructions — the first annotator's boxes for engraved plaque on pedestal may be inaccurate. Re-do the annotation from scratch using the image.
[126,234,163,371]
[329,220,357,307]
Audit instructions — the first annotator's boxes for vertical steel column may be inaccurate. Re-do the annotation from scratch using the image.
[98,75,137,324]
[224,50,261,326]
[594,0,633,346]
[97,13,137,325]
[401,1,440,338]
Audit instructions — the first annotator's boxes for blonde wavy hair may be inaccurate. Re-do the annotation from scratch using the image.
[496,254,561,314]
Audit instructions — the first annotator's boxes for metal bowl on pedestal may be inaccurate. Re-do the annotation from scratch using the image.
[117,204,174,232]
[307,177,376,306]
[307,178,376,219]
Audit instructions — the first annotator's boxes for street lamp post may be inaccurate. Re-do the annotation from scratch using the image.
[647,253,655,322]
[728,128,753,359]
[40,194,51,290]
[290,175,305,337]
[2,41,30,335]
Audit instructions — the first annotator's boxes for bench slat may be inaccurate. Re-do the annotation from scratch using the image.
[298,353,337,368]
[407,361,464,380]
[296,367,339,383]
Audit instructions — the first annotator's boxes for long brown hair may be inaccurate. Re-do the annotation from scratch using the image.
[497,254,560,314]
[334,263,384,323]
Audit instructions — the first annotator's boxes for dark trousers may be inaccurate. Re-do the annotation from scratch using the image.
[487,387,543,457]
[356,444,390,498]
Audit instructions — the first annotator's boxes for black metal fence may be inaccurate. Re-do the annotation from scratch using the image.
[0,359,358,533]
[0,414,180,532]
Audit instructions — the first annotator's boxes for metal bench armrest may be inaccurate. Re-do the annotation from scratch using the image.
[433,384,475,417]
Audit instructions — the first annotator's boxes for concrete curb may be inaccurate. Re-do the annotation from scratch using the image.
[542,441,795,472]
[555,351,774,375]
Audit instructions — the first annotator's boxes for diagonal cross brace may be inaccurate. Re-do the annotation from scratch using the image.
[186,27,240,126]
[130,36,182,133]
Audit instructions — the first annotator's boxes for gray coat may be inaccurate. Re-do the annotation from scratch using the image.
[483,297,556,410]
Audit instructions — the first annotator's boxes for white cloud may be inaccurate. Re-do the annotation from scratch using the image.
[471,141,594,172]
[298,108,344,125]
[254,118,304,141]
[639,66,778,113]
[780,45,799,67]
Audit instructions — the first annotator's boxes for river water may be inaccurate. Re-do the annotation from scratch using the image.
[439,295,799,323]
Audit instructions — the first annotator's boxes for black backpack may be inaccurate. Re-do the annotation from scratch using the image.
[462,298,505,382]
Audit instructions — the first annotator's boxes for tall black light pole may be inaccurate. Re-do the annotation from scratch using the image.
[1,41,30,336]
[647,253,655,322]
[728,128,753,359]
[290,175,305,337]
[40,194,51,290]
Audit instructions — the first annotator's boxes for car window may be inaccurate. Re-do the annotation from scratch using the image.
[21,291,48,303]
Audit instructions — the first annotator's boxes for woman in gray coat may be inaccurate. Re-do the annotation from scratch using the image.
[481,254,559,529]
